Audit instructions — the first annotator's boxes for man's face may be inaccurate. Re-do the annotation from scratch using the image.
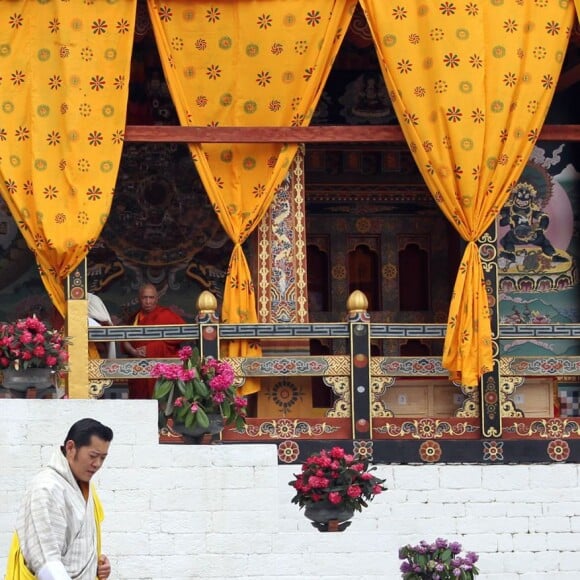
[65,435,110,483]
[139,286,159,313]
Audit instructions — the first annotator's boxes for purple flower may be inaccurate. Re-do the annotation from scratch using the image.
[449,541,462,554]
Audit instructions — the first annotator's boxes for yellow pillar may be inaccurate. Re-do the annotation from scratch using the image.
[65,298,89,398]
[64,261,91,400]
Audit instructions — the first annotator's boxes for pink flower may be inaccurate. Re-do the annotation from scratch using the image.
[212,392,225,404]
[372,485,383,494]
[45,356,57,367]
[27,317,46,333]
[347,485,362,498]
[234,396,247,409]
[328,491,343,504]
[22,351,32,361]
[19,331,33,344]
[179,368,196,381]
[32,346,45,357]
[329,447,345,459]
[208,365,235,390]
[190,402,199,413]
[174,397,184,407]
[151,362,182,380]
[178,346,192,360]
[308,475,330,489]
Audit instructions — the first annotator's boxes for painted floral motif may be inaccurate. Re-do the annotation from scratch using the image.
[278,440,300,463]
[267,379,303,414]
[482,440,504,462]
[546,439,570,462]
[510,418,580,439]
[419,440,442,462]
[274,419,297,438]
[353,440,374,461]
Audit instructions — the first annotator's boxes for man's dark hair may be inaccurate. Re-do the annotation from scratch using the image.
[63,418,113,448]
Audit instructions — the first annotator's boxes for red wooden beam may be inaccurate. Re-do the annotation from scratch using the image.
[124,124,580,143]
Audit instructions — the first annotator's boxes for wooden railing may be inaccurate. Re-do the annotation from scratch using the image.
[84,290,580,462]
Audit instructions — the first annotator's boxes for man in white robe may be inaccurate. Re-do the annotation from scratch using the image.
[87,293,116,359]
[7,418,113,580]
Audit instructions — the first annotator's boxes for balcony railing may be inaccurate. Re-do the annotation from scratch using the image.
[82,290,580,462]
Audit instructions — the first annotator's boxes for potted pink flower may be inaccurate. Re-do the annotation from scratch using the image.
[289,446,386,531]
[0,315,69,395]
[152,346,248,436]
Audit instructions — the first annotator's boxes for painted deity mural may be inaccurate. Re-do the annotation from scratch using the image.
[498,143,580,358]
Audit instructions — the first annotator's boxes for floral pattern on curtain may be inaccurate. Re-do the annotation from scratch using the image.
[359,0,574,387]
[147,0,355,394]
[0,1,136,315]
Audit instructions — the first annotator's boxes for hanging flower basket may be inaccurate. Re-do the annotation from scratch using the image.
[289,446,386,532]
[2,367,55,397]
[0,316,69,397]
[304,499,354,532]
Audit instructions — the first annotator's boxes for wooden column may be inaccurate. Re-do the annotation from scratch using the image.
[479,223,502,437]
[256,148,311,417]
[66,261,90,398]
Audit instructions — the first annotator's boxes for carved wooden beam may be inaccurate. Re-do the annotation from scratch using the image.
[125,124,580,143]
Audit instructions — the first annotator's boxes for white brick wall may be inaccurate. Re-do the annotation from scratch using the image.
[0,400,578,580]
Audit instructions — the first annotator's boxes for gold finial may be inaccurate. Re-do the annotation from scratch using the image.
[346,290,368,313]
[197,290,218,313]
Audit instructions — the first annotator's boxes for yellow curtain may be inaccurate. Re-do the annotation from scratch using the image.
[148,0,355,394]
[360,0,574,387]
[0,1,136,315]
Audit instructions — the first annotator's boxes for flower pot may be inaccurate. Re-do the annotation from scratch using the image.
[304,500,354,532]
[172,413,224,444]
[1,368,55,398]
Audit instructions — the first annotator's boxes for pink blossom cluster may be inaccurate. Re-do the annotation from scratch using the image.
[0,316,69,371]
[289,446,386,512]
[151,361,196,382]
[202,358,235,391]
[153,345,248,428]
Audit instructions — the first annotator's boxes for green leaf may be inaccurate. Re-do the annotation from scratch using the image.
[176,380,188,396]
[176,405,189,422]
[153,379,173,400]
[193,378,209,397]
[183,381,194,399]
[196,407,210,429]
[191,347,201,367]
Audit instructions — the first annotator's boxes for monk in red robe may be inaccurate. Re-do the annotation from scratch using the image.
[123,284,185,399]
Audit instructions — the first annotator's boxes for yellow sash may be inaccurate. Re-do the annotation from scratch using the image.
[5,487,104,580]
[4,533,34,580]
